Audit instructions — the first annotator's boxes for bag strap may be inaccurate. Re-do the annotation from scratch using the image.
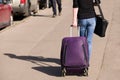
[95,0,105,19]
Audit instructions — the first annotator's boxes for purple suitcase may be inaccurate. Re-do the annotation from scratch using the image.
[60,28,89,76]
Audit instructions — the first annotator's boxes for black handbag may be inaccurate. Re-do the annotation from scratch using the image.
[94,0,108,37]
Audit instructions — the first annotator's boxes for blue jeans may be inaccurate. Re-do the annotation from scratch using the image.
[78,17,96,60]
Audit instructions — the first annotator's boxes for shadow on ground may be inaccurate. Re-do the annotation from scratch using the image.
[32,66,61,77]
[13,15,26,21]
[4,53,61,77]
[33,14,52,18]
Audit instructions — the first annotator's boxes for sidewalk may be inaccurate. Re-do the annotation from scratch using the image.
[96,0,120,80]
[0,0,120,80]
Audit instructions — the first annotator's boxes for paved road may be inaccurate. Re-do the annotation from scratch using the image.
[0,0,120,80]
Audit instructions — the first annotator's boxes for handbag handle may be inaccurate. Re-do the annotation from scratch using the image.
[95,0,105,19]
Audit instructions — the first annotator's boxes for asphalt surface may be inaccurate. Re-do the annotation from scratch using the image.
[0,0,120,80]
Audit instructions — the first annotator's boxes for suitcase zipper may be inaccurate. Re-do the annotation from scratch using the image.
[82,44,88,65]
[63,44,67,66]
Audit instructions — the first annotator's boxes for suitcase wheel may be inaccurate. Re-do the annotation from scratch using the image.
[61,68,66,77]
[83,68,88,76]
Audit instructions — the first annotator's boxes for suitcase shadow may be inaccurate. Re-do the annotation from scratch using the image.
[4,53,61,77]
[32,66,61,77]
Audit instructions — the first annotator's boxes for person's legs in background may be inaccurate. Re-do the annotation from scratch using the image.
[43,0,47,8]
[56,0,62,16]
[50,0,57,17]
[48,0,52,8]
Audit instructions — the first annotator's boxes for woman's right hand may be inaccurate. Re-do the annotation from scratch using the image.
[71,20,78,27]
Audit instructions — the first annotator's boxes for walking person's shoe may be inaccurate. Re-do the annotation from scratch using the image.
[59,8,62,16]
[58,12,62,16]
[52,14,56,18]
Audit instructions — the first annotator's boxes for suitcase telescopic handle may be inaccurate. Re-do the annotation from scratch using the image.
[70,26,80,37]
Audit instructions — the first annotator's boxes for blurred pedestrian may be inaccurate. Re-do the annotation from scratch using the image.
[48,0,52,8]
[38,0,47,9]
[72,0,101,61]
[50,0,62,18]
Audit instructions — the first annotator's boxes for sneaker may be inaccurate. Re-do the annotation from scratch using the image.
[58,12,62,16]
[52,14,56,18]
